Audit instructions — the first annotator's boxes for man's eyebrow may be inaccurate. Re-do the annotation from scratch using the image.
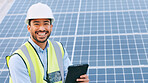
[33,21,40,23]
[44,21,50,23]
[33,20,50,23]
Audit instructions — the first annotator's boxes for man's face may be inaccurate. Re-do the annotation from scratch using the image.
[27,19,53,44]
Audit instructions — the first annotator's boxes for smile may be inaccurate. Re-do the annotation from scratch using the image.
[38,33,45,36]
[35,31,49,36]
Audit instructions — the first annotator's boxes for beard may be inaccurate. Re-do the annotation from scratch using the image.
[32,30,51,43]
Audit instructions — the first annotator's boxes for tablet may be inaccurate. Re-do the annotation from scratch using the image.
[65,64,89,83]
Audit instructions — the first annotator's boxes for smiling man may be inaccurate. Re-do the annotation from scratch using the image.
[28,19,52,49]
[6,3,89,83]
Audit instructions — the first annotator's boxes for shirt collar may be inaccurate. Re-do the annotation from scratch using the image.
[28,38,49,52]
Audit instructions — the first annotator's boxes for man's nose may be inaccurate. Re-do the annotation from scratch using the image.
[39,25,45,31]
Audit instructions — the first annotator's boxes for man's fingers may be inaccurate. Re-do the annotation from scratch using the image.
[76,74,89,83]
[80,74,88,78]
[77,78,89,82]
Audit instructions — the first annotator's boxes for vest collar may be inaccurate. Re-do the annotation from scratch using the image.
[28,38,49,52]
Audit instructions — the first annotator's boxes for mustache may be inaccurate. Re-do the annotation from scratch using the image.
[35,30,49,34]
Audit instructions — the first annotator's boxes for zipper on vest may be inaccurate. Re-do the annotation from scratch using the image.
[45,48,49,82]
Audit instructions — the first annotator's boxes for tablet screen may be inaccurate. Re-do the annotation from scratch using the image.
[65,64,89,83]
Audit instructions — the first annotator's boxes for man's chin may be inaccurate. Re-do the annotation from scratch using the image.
[35,37,47,43]
[33,34,50,43]
[37,39,47,43]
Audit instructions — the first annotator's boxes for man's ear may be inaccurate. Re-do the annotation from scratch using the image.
[50,25,53,31]
[27,25,31,32]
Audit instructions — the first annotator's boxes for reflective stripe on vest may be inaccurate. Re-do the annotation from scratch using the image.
[50,41,64,82]
[6,40,64,83]
[20,45,36,83]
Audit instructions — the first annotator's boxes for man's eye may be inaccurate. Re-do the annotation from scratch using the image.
[34,24,39,25]
[44,23,49,25]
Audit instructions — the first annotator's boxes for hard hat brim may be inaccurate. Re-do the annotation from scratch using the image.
[25,17,54,25]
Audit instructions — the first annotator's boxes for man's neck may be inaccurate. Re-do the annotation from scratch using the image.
[31,38,47,50]
[36,41,47,50]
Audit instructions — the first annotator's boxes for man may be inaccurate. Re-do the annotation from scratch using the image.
[6,3,89,83]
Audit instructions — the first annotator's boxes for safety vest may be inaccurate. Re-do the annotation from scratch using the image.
[6,40,65,83]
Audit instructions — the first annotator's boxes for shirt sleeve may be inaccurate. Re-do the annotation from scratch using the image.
[9,54,31,83]
[63,48,72,79]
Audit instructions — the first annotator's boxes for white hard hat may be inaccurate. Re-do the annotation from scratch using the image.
[25,3,55,25]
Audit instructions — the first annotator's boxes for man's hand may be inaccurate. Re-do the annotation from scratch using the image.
[76,74,89,83]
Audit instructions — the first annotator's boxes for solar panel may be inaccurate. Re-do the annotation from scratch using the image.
[1,0,148,83]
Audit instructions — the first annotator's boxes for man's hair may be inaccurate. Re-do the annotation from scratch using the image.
[28,19,52,26]
[28,19,32,26]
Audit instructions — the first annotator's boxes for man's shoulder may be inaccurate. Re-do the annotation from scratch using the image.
[8,54,26,69]
[9,54,22,63]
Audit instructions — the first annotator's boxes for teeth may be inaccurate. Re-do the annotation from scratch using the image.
[38,33,45,36]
